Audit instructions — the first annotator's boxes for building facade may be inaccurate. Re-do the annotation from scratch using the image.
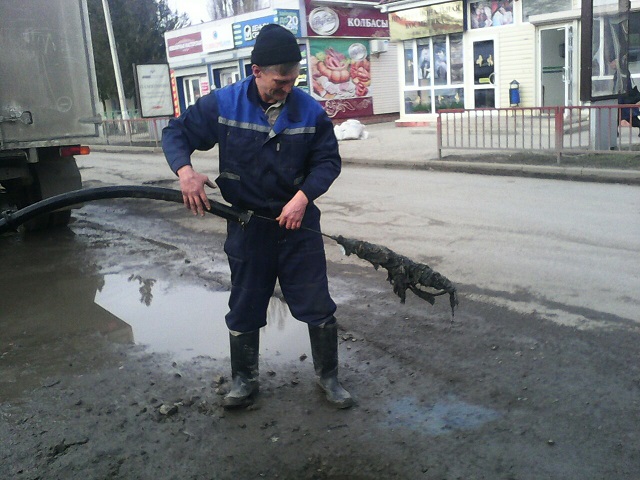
[164,0,640,125]
[382,0,536,125]
[164,0,400,120]
[383,0,640,125]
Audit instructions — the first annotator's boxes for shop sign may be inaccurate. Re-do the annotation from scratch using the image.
[202,24,234,53]
[167,32,203,58]
[276,10,301,36]
[389,1,463,41]
[310,38,373,118]
[170,69,180,116]
[136,64,174,118]
[233,11,301,48]
[200,77,211,96]
[295,46,309,92]
[306,2,389,37]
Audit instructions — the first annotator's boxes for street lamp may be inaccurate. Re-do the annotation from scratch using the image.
[101,0,129,122]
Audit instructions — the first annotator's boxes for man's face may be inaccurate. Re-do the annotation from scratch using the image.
[253,65,299,103]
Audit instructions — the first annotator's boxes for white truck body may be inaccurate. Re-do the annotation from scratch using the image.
[0,0,101,229]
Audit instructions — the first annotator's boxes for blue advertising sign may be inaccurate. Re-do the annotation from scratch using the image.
[233,11,300,48]
[276,10,301,36]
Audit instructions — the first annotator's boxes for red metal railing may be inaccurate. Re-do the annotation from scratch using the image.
[437,105,640,163]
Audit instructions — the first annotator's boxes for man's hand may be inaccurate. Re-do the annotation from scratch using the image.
[177,165,216,216]
[277,190,308,230]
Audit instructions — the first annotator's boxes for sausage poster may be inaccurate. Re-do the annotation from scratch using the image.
[310,39,371,100]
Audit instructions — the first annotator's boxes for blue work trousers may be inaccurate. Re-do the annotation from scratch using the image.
[223,210,336,332]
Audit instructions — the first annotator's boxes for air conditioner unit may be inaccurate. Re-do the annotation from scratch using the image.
[369,39,388,54]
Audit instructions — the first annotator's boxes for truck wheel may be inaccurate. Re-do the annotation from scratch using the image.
[22,156,82,231]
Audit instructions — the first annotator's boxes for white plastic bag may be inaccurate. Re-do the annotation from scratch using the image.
[334,119,369,141]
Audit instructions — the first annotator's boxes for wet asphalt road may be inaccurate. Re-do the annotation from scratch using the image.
[1,150,639,479]
[79,149,640,325]
[3,148,638,402]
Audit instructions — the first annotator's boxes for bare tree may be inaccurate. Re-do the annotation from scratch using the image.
[207,0,266,20]
[88,0,187,104]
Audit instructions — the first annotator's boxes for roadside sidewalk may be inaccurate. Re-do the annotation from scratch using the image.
[336,122,640,185]
[90,121,640,185]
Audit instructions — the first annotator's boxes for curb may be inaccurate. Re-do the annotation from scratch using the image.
[341,158,640,185]
[90,145,640,185]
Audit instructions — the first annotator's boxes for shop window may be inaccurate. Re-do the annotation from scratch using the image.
[436,88,465,110]
[474,89,495,108]
[433,37,448,85]
[417,39,430,86]
[404,41,415,87]
[403,34,464,114]
[629,12,640,78]
[591,11,640,96]
[591,16,626,97]
[405,90,432,113]
[450,35,464,83]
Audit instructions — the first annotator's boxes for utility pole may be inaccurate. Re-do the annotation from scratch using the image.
[101,0,129,123]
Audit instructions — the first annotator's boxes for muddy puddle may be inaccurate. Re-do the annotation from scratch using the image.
[94,273,311,362]
[385,394,501,435]
[1,231,311,402]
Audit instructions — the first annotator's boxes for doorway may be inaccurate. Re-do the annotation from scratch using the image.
[219,68,240,88]
[183,76,203,107]
[540,26,573,106]
[472,40,495,108]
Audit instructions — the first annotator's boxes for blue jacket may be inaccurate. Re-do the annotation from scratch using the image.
[162,76,341,216]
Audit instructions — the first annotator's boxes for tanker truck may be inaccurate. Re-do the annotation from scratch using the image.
[0,0,102,230]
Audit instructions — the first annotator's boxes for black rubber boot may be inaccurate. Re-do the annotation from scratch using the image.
[223,330,260,410]
[308,320,354,409]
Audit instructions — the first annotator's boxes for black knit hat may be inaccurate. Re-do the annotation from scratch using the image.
[251,24,302,66]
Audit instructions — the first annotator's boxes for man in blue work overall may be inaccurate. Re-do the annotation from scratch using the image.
[162,24,353,409]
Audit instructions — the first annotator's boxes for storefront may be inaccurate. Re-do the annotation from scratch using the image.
[164,7,304,115]
[165,24,234,112]
[389,1,465,121]
[305,0,398,118]
[164,0,399,120]
[380,0,535,125]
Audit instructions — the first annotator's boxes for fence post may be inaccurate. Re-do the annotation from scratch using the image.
[554,106,563,164]
[436,113,442,160]
[150,119,158,147]
[126,119,133,146]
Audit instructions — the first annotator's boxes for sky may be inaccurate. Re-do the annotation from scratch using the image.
[167,0,211,23]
